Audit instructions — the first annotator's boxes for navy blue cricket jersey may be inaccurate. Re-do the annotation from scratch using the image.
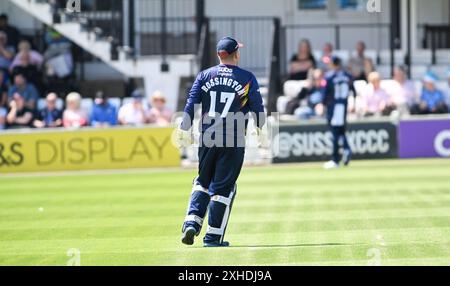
[324,69,355,127]
[181,64,266,144]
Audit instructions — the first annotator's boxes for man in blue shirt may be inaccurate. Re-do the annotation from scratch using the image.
[33,92,63,128]
[418,72,447,114]
[8,73,39,110]
[176,37,266,247]
[91,91,118,127]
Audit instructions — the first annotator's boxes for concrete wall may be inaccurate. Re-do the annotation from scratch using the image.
[0,0,37,30]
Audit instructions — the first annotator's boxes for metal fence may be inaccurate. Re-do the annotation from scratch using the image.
[208,17,275,78]
[422,24,450,64]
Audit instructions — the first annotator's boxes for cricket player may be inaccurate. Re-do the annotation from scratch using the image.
[323,56,355,169]
[176,37,266,247]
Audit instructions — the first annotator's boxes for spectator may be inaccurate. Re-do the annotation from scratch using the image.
[361,72,391,117]
[91,91,117,128]
[0,105,5,130]
[146,91,173,125]
[415,72,447,115]
[6,92,33,129]
[118,90,146,126]
[317,43,333,72]
[33,93,63,128]
[11,51,40,86]
[348,41,374,81]
[0,70,8,108]
[63,92,88,128]
[0,31,14,72]
[0,69,8,129]
[286,69,326,119]
[289,39,316,80]
[0,14,20,48]
[10,40,44,70]
[44,27,73,79]
[8,73,39,110]
[385,66,416,115]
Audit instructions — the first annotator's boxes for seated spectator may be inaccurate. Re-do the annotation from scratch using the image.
[361,72,391,117]
[118,90,146,126]
[33,93,63,128]
[0,31,14,72]
[6,92,33,129]
[289,39,316,80]
[146,91,173,125]
[317,43,333,72]
[415,72,447,115]
[8,73,39,110]
[91,91,117,128]
[11,51,40,86]
[348,41,374,81]
[385,66,416,115]
[10,40,44,70]
[0,106,6,130]
[285,69,325,119]
[0,14,20,48]
[63,92,88,128]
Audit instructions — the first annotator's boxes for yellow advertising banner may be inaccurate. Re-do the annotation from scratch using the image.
[0,127,180,173]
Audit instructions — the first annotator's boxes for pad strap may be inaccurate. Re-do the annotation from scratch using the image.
[184,215,204,226]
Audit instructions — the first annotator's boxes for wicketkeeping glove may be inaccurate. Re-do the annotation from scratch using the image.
[256,127,269,148]
[175,128,193,149]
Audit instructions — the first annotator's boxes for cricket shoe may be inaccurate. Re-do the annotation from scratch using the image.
[323,160,339,170]
[342,149,352,166]
[203,241,230,248]
[181,226,197,245]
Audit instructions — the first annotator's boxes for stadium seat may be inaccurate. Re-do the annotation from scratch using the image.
[430,66,449,79]
[353,80,368,97]
[411,65,428,80]
[334,50,350,64]
[81,98,94,115]
[376,65,392,79]
[414,81,423,96]
[37,98,64,110]
[379,50,405,65]
[436,50,450,65]
[108,97,121,110]
[37,99,46,111]
[312,50,322,62]
[283,80,308,98]
[411,50,432,65]
[436,81,448,92]
[276,96,290,114]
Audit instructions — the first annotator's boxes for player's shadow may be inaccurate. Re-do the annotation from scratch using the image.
[229,242,362,248]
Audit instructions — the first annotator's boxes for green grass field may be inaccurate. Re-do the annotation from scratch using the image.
[0,159,449,266]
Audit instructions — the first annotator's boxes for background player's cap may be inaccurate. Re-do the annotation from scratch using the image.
[217,37,244,58]
[331,55,342,66]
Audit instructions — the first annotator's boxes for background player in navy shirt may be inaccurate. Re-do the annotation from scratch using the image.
[323,56,355,169]
[176,37,266,247]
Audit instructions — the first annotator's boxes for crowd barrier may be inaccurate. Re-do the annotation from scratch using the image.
[272,116,450,164]
[0,126,180,173]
